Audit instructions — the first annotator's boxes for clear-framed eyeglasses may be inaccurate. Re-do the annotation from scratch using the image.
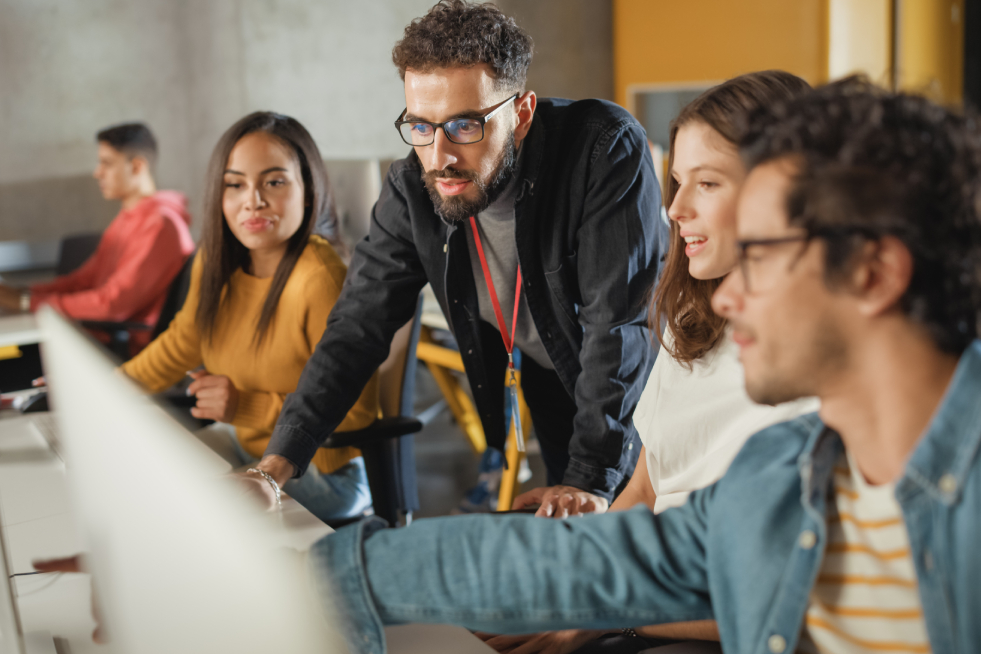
[394,93,519,146]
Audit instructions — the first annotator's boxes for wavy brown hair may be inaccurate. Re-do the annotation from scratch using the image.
[197,112,343,347]
[652,71,811,365]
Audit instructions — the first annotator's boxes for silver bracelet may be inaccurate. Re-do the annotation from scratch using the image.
[19,291,30,313]
[621,627,639,638]
[246,468,282,509]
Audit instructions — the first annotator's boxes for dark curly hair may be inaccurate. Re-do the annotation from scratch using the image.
[742,76,981,353]
[392,0,533,92]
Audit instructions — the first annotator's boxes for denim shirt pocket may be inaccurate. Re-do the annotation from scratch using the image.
[544,252,581,328]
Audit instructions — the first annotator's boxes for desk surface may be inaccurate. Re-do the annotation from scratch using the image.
[1,410,493,654]
[0,313,40,348]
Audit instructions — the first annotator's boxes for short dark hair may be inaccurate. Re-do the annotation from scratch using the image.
[392,0,533,92]
[742,76,981,353]
[96,122,158,167]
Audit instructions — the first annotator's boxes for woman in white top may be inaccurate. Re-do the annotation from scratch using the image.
[484,71,817,654]
[612,70,818,519]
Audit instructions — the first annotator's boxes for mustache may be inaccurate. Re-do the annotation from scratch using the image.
[422,167,480,185]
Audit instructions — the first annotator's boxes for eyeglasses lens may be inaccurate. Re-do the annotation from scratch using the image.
[444,119,483,144]
[400,122,434,146]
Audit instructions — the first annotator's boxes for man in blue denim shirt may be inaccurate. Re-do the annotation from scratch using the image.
[309,79,981,654]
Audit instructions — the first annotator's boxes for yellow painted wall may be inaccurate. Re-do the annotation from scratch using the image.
[897,0,964,103]
[613,0,829,109]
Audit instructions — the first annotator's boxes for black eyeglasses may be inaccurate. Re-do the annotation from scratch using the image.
[735,235,811,294]
[394,93,519,146]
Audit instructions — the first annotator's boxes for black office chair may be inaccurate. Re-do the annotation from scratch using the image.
[320,293,425,527]
[56,232,103,276]
[80,252,196,360]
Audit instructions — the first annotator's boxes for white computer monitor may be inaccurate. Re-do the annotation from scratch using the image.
[38,307,347,654]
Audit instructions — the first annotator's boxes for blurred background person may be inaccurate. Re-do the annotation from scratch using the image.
[0,123,194,355]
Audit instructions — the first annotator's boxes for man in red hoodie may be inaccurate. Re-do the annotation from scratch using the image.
[0,123,194,352]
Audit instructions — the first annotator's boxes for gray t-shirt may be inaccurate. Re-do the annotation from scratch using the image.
[464,156,555,370]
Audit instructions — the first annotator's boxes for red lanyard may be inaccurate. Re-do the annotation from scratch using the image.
[469,215,522,372]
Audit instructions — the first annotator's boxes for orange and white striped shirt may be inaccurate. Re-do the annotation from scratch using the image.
[798,452,931,654]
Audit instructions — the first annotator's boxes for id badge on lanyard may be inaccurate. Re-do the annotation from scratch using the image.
[469,215,525,453]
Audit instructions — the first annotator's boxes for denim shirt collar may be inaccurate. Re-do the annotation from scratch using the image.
[899,340,981,505]
[797,340,981,512]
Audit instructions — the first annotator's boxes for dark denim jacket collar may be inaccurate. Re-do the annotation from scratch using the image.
[797,340,981,512]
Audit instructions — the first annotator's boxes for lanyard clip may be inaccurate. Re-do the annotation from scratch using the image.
[507,352,514,369]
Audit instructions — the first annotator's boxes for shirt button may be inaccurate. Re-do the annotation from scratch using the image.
[798,530,817,550]
[939,473,957,495]
[767,634,787,653]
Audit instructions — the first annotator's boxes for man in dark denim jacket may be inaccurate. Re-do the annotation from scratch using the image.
[308,80,981,654]
[254,1,666,513]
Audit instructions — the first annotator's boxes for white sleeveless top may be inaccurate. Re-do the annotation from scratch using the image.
[635,329,819,513]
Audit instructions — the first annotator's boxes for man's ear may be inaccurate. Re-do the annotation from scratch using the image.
[853,236,913,317]
[513,90,537,147]
[129,155,150,177]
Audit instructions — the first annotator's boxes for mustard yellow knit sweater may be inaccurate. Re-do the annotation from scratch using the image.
[122,236,379,474]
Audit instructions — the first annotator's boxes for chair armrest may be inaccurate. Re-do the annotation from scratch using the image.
[321,416,423,449]
[80,320,154,332]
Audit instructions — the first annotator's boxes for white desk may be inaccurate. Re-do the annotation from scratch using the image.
[0,410,492,654]
[0,313,40,348]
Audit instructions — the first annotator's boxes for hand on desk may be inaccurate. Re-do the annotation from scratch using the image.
[232,455,297,511]
[0,284,23,311]
[187,370,239,423]
[512,485,608,518]
[476,629,607,654]
[33,555,106,644]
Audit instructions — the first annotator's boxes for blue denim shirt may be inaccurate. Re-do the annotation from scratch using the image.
[309,340,981,654]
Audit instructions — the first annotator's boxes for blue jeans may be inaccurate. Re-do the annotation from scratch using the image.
[223,426,372,523]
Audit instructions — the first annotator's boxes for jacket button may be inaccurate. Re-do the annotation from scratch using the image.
[939,473,957,495]
[798,530,817,550]
[767,634,786,653]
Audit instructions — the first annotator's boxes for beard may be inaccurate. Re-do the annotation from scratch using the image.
[742,313,848,406]
[422,131,518,223]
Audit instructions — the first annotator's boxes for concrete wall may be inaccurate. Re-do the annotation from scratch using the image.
[0,0,613,254]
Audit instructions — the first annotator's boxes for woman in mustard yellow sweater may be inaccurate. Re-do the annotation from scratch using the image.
[123,112,379,522]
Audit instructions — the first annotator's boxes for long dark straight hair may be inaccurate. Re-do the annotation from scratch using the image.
[196,112,344,347]
[651,70,811,366]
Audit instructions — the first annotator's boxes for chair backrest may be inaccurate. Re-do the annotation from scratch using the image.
[364,293,425,522]
[151,252,196,340]
[322,159,382,248]
[56,231,102,276]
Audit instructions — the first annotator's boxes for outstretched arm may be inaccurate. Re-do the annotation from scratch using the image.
[260,169,428,484]
[309,494,716,654]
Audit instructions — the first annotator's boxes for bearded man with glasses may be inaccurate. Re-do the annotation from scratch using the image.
[255,0,667,517]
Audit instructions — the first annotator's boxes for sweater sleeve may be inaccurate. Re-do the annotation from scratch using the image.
[121,254,205,392]
[35,214,185,322]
